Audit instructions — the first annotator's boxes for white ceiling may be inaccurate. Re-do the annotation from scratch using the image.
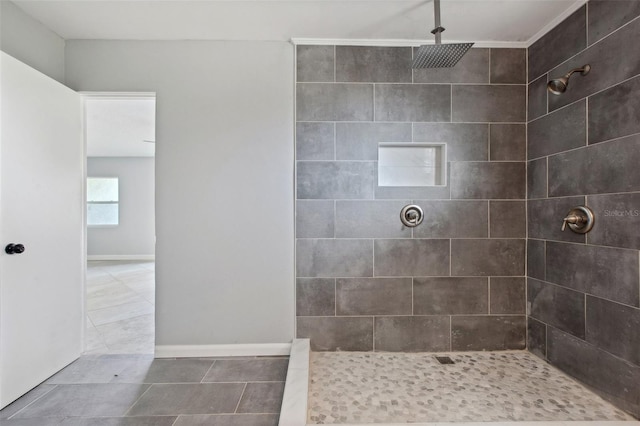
[14,0,585,46]
[85,97,156,157]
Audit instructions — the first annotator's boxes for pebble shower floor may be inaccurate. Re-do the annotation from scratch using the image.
[308,351,634,423]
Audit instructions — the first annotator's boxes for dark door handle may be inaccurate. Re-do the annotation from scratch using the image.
[5,243,25,255]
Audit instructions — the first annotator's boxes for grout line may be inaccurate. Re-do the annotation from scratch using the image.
[333,122,336,161]
[411,277,414,315]
[334,278,337,316]
[585,96,589,145]
[6,384,59,420]
[372,316,375,351]
[201,360,217,383]
[333,45,336,82]
[487,201,491,237]
[488,277,491,314]
[449,315,452,351]
[450,84,453,121]
[234,383,248,414]
[122,383,154,416]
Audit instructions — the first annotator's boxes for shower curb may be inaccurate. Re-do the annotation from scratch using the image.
[280,338,310,426]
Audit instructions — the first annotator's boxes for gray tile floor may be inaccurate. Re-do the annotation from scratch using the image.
[1,355,287,425]
[86,261,155,354]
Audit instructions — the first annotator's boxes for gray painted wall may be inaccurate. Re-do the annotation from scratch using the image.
[87,157,155,257]
[66,41,295,346]
[0,0,65,83]
[295,45,528,351]
[526,1,640,418]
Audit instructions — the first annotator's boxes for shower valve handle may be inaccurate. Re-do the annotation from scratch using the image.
[561,206,595,234]
[561,214,583,231]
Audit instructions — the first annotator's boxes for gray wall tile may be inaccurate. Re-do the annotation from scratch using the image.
[546,241,640,307]
[490,277,525,314]
[527,197,586,243]
[547,327,640,417]
[586,295,640,366]
[336,123,411,161]
[374,239,450,277]
[336,278,412,315]
[413,48,489,84]
[451,239,525,276]
[528,74,548,122]
[527,317,547,359]
[527,158,547,200]
[588,0,640,45]
[587,192,640,250]
[413,200,488,238]
[375,84,451,122]
[336,46,412,83]
[528,5,586,80]
[413,277,488,315]
[452,85,526,123]
[297,161,374,199]
[296,278,335,316]
[335,200,411,238]
[548,134,640,197]
[413,123,488,162]
[528,100,586,160]
[296,83,373,121]
[297,45,334,82]
[490,201,526,238]
[296,239,373,278]
[451,316,526,351]
[528,278,585,339]
[297,317,373,351]
[490,124,525,161]
[588,75,640,144]
[296,122,334,161]
[451,162,525,199]
[527,239,546,281]
[374,174,451,200]
[490,48,526,84]
[296,200,334,238]
[374,316,450,352]
[548,17,640,111]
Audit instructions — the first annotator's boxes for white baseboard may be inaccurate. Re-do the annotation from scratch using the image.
[154,343,292,358]
[87,255,155,261]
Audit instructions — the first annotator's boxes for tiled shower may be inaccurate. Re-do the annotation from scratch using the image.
[295,0,640,418]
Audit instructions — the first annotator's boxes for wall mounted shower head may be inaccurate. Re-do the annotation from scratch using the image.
[547,64,591,95]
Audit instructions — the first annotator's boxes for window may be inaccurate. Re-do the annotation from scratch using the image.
[87,177,119,226]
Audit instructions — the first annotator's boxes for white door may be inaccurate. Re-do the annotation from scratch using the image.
[0,52,84,409]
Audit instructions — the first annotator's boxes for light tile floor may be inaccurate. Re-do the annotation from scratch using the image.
[85,261,155,354]
[0,355,287,425]
[308,351,635,423]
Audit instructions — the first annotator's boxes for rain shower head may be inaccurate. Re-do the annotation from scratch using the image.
[412,0,474,69]
[548,64,591,95]
[413,43,474,68]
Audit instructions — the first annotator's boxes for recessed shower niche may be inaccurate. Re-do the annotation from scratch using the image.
[377,143,446,187]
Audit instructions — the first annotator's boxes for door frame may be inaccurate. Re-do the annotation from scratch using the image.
[79,91,156,353]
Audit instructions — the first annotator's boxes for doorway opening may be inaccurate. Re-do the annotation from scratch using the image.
[82,93,156,355]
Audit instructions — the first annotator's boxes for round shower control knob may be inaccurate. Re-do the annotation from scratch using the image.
[400,205,424,227]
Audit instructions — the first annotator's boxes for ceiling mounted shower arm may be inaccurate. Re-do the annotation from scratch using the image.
[430,0,445,45]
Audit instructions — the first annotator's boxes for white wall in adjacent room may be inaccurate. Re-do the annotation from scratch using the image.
[87,157,155,258]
